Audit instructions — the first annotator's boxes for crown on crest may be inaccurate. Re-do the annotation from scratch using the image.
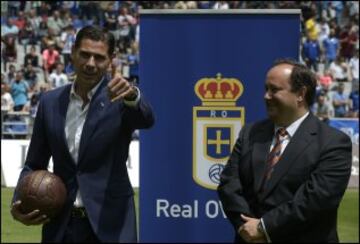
[194,73,243,106]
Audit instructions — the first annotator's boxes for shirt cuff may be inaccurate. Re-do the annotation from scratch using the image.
[124,86,141,107]
[261,218,272,243]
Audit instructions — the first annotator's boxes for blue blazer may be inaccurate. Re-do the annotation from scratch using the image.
[13,79,154,242]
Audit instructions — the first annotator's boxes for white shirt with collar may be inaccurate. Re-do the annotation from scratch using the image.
[261,111,310,242]
[64,77,140,207]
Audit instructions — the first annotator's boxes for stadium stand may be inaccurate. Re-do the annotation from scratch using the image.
[1,1,359,139]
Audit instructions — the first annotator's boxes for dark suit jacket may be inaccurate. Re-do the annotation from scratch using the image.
[13,79,154,242]
[218,113,352,243]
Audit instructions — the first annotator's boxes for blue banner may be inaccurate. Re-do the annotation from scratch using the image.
[139,10,300,242]
[328,118,359,144]
[328,118,359,188]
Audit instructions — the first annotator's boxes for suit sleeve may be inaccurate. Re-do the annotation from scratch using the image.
[123,96,155,130]
[262,132,352,240]
[217,125,254,232]
[12,95,52,203]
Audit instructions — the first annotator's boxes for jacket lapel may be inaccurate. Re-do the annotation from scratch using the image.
[56,85,75,165]
[252,120,274,193]
[77,80,110,165]
[259,114,318,200]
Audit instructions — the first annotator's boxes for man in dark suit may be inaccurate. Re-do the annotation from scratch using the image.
[218,59,352,243]
[11,26,154,242]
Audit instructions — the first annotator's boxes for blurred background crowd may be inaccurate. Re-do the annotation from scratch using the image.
[1,1,359,139]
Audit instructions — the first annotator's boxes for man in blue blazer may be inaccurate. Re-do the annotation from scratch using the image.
[11,26,154,242]
[218,59,352,242]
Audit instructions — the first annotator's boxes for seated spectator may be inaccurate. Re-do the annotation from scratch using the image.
[24,45,39,68]
[329,56,349,82]
[37,18,49,47]
[41,27,61,52]
[313,93,331,122]
[6,64,17,84]
[332,83,350,117]
[47,10,65,36]
[1,34,17,72]
[1,81,14,112]
[318,69,333,89]
[19,17,37,53]
[49,63,69,88]
[1,18,19,37]
[23,63,38,91]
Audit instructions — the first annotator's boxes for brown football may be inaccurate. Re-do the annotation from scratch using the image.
[17,170,67,218]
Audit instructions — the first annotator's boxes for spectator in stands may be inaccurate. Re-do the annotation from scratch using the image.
[317,17,330,49]
[6,64,16,84]
[14,11,26,41]
[349,49,359,89]
[318,69,333,89]
[1,18,19,37]
[118,5,136,49]
[349,82,359,118]
[59,25,76,68]
[1,34,17,72]
[37,18,49,46]
[47,10,65,37]
[27,8,41,36]
[333,83,350,117]
[10,71,29,111]
[11,25,154,242]
[339,23,358,61]
[41,28,60,53]
[127,42,140,85]
[304,9,319,42]
[1,81,14,112]
[322,28,339,70]
[19,17,37,53]
[312,93,331,122]
[213,1,230,9]
[49,63,69,88]
[302,36,321,72]
[24,45,39,69]
[42,41,60,81]
[23,63,38,91]
[329,56,349,82]
[103,2,118,39]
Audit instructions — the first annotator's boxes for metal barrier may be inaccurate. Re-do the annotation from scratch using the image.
[1,111,31,139]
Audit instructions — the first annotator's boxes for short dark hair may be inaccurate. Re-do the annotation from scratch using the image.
[272,58,317,107]
[74,25,115,56]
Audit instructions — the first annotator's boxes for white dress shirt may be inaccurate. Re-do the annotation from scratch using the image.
[64,78,140,207]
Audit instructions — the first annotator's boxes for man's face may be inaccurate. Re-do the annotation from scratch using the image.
[264,64,300,125]
[71,39,111,87]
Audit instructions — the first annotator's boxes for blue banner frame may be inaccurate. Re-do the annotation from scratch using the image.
[139,10,301,242]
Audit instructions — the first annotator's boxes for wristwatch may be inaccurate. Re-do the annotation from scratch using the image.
[257,222,264,234]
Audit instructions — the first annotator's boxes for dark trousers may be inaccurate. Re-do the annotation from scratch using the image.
[62,215,100,243]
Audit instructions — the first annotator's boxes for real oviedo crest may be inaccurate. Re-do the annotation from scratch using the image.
[193,73,245,190]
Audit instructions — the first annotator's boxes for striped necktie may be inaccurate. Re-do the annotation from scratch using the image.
[265,127,288,181]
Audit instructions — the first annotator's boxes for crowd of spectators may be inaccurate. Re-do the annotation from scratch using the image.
[1,1,359,138]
